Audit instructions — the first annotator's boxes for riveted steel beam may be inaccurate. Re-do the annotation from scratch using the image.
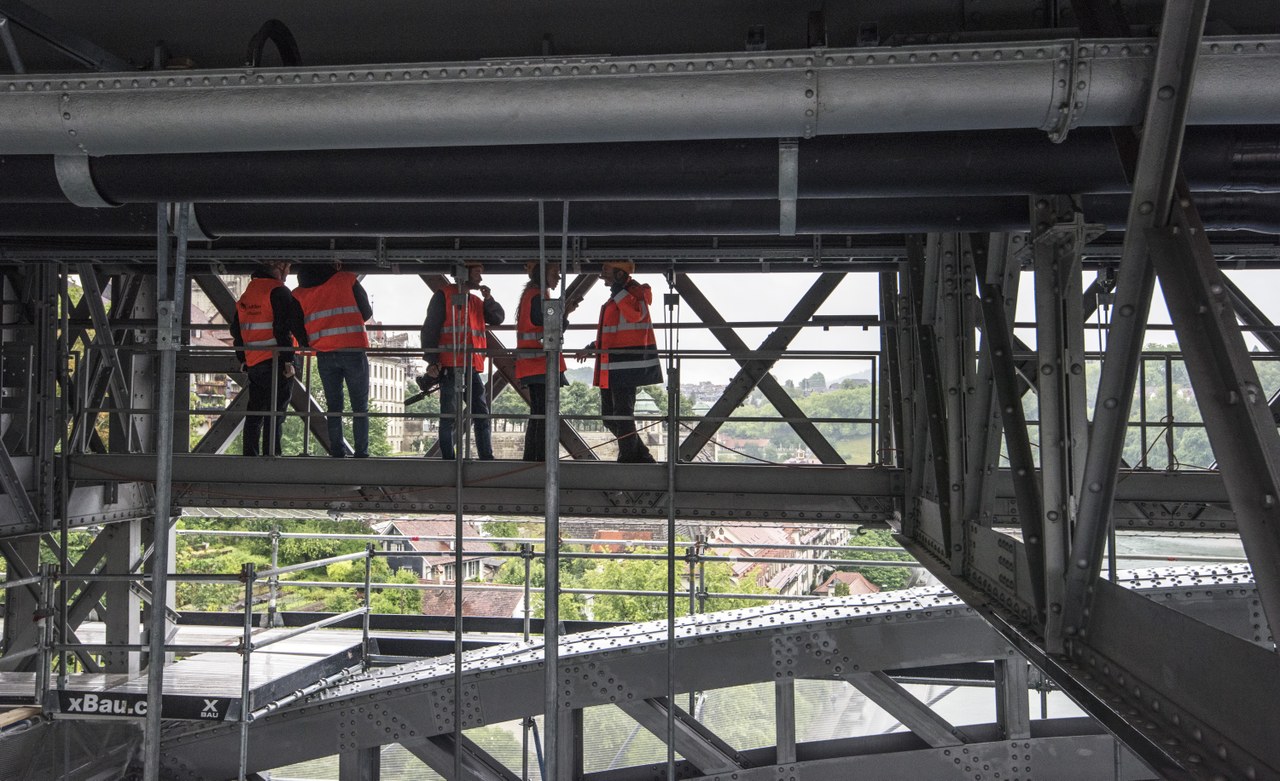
[844,671,966,748]
[68,454,899,521]
[1148,204,1280,654]
[974,238,1045,618]
[618,698,745,775]
[403,734,520,781]
[1063,0,1210,644]
[4,37,1280,155]
[158,590,1010,777]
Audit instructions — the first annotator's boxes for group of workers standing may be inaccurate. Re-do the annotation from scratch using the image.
[230,259,662,463]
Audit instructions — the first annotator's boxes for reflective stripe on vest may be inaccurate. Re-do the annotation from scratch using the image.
[305,305,362,324]
[439,284,487,373]
[292,271,369,351]
[515,286,566,380]
[237,277,285,367]
[594,281,658,388]
[605,357,662,371]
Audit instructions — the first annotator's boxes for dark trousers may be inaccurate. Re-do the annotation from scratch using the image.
[243,360,292,457]
[439,368,493,460]
[523,382,548,462]
[601,385,654,462]
[317,351,370,457]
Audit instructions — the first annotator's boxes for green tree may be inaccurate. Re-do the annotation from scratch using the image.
[370,568,422,614]
[831,528,916,592]
[561,381,602,430]
[641,385,694,417]
[494,545,590,620]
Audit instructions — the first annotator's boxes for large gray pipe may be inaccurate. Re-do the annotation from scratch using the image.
[2,127,1279,204]
[5,194,1280,237]
[2,36,1279,155]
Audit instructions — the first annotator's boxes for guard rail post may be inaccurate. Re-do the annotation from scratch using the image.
[362,544,373,665]
[238,561,256,781]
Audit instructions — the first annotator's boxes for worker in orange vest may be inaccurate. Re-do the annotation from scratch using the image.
[515,262,572,461]
[421,262,505,460]
[575,260,663,463]
[231,260,307,456]
[292,261,374,458]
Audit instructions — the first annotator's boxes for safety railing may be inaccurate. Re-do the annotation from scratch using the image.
[68,329,1257,472]
[35,546,375,781]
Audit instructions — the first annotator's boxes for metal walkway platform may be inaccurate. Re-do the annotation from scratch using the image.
[66,453,1237,530]
[46,628,362,722]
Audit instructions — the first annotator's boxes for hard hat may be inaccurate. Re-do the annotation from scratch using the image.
[602,260,635,275]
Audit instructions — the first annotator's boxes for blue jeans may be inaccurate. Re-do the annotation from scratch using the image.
[317,351,369,457]
[439,367,492,460]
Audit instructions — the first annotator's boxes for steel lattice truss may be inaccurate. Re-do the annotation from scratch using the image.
[136,572,1253,781]
[1,0,1280,779]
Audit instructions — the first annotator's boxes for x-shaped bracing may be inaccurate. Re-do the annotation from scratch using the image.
[675,272,846,464]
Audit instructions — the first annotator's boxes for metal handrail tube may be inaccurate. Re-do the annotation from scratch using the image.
[0,646,41,662]
[175,530,911,557]
[248,607,370,653]
[248,665,360,721]
[273,578,907,595]
[0,574,44,590]
[700,555,921,568]
[53,643,234,654]
[258,550,368,579]
[68,573,242,583]
[559,588,820,601]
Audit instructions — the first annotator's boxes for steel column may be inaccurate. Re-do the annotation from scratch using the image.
[879,271,904,467]
[1031,196,1090,649]
[338,746,380,781]
[774,680,796,765]
[974,236,1046,619]
[101,519,141,674]
[936,234,971,575]
[143,202,188,781]
[993,658,1030,740]
[907,235,956,563]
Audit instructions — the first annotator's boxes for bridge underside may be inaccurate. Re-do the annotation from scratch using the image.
[1,1,1280,780]
[0,574,1237,781]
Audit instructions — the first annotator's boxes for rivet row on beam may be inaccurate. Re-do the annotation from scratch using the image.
[6,38,1275,94]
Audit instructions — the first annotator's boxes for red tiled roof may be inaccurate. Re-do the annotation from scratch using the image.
[814,571,880,595]
[420,584,525,618]
[383,518,494,557]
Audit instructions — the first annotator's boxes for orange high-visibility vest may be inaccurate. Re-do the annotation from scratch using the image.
[439,284,487,373]
[292,271,369,351]
[237,277,286,367]
[515,285,567,380]
[593,280,661,389]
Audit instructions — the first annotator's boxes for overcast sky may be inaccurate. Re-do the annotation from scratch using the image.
[339,266,1274,387]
